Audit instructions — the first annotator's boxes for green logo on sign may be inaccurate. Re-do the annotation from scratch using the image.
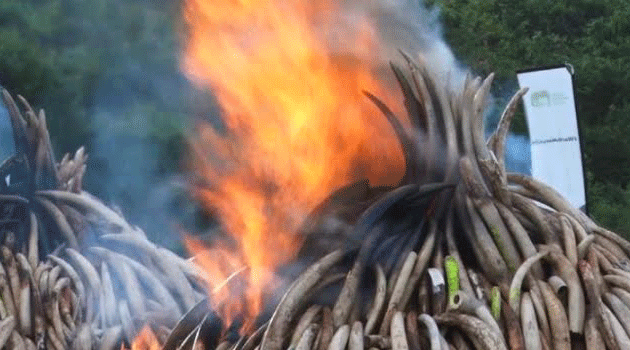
[531,90,550,107]
[531,90,569,108]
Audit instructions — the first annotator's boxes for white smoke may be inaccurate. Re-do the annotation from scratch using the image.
[351,0,468,89]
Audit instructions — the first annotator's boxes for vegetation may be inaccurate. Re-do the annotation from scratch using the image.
[0,0,193,244]
[2,0,630,237]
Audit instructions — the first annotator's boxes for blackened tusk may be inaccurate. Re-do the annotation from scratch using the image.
[162,298,218,350]
[389,62,425,131]
[363,90,421,183]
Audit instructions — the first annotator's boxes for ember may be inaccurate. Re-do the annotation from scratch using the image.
[126,325,160,350]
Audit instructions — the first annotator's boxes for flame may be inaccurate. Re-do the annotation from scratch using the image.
[125,325,161,350]
[181,0,405,329]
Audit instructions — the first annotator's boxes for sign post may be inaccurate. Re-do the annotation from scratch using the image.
[517,65,587,212]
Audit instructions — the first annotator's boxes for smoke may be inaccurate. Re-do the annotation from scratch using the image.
[315,0,468,91]
[69,0,197,250]
[0,100,14,163]
[0,0,532,249]
[79,0,534,329]
[82,0,529,253]
[360,0,531,173]
[505,134,531,174]
[332,0,531,174]
[365,0,467,85]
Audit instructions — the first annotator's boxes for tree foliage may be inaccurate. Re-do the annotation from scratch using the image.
[0,0,194,244]
[0,0,188,163]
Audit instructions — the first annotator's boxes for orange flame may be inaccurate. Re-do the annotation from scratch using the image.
[181,0,405,330]
[125,325,161,350]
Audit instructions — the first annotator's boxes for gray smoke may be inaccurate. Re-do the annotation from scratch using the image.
[72,0,197,250]
[365,0,531,173]
[0,100,14,163]
[505,134,531,174]
[348,0,530,172]
[324,0,468,90]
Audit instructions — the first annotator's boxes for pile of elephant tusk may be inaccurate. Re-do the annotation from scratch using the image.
[0,90,206,349]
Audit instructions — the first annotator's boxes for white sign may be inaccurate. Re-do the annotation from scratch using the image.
[517,66,586,210]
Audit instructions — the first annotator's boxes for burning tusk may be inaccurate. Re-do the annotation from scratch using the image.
[399,222,437,310]
[212,265,249,294]
[261,250,344,350]
[36,190,132,232]
[98,326,123,350]
[47,255,86,309]
[34,197,79,250]
[316,307,333,350]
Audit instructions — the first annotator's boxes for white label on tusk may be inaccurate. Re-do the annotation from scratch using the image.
[427,267,445,293]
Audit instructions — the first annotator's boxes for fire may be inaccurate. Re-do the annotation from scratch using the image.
[124,325,161,350]
[181,0,405,329]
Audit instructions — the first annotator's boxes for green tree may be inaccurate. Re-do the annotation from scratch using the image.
[0,0,192,245]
